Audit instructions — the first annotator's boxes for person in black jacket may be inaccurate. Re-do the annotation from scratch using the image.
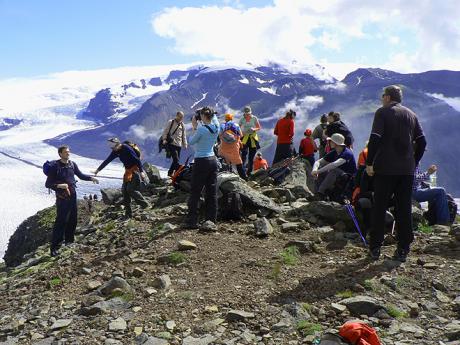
[366,85,426,262]
[325,112,354,148]
[45,145,98,257]
[94,138,150,219]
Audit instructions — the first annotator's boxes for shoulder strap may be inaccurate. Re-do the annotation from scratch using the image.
[167,120,175,135]
[204,125,217,134]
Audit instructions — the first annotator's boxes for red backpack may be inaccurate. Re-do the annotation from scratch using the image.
[339,322,381,345]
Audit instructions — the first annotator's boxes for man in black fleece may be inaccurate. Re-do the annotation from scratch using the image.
[366,85,426,262]
[94,138,150,219]
[45,145,98,257]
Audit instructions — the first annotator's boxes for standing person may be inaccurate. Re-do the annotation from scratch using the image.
[325,112,354,148]
[273,109,296,165]
[185,106,220,229]
[299,128,317,168]
[239,106,261,175]
[162,111,187,177]
[45,146,99,257]
[253,152,269,172]
[94,138,150,219]
[366,85,426,262]
[312,114,328,158]
[413,164,450,225]
[218,113,247,180]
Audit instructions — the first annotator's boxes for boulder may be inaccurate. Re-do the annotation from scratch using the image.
[262,188,296,202]
[284,240,314,254]
[98,276,134,297]
[143,162,162,184]
[288,201,351,227]
[280,158,315,194]
[182,335,216,345]
[108,317,127,332]
[178,240,197,251]
[152,274,171,290]
[49,319,72,331]
[340,296,384,316]
[254,217,273,237]
[101,188,123,205]
[226,310,255,322]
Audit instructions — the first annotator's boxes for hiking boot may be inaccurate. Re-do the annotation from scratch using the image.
[392,247,409,262]
[121,213,133,221]
[50,248,59,257]
[182,223,199,230]
[369,247,380,260]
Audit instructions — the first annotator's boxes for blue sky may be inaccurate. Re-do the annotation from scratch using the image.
[0,0,458,79]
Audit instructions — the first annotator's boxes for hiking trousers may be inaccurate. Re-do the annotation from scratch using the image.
[186,156,218,226]
[122,176,149,217]
[241,145,257,175]
[413,187,449,224]
[273,143,294,165]
[371,174,414,251]
[167,144,181,177]
[317,168,345,194]
[51,193,77,250]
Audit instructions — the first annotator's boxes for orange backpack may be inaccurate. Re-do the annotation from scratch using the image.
[339,322,381,345]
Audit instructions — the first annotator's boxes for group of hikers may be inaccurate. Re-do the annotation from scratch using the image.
[44,84,456,264]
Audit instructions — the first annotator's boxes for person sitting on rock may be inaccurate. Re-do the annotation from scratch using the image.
[45,145,99,257]
[311,133,357,200]
[299,128,317,168]
[94,138,150,219]
[218,113,247,180]
[253,152,269,171]
[413,164,450,225]
[273,109,296,165]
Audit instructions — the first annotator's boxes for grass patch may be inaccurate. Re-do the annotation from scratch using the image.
[301,303,313,312]
[296,320,322,336]
[280,246,300,266]
[149,224,165,239]
[166,252,186,265]
[386,304,408,318]
[417,221,433,234]
[49,276,63,288]
[126,219,137,228]
[336,289,354,298]
[269,262,282,280]
[37,206,57,229]
[364,279,375,291]
[110,290,134,302]
[395,276,411,289]
[176,291,194,300]
[102,221,116,232]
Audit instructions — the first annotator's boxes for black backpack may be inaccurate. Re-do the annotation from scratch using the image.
[219,192,244,221]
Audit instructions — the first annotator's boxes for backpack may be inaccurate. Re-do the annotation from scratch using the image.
[171,163,193,191]
[339,322,381,345]
[219,192,244,220]
[221,123,237,143]
[319,333,351,345]
[43,160,56,176]
[124,141,141,158]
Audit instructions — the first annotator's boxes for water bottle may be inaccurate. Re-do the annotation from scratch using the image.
[430,171,437,187]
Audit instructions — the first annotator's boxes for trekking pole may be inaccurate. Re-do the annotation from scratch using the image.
[344,199,368,246]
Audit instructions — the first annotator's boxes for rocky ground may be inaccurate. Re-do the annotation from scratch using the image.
[0,161,459,345]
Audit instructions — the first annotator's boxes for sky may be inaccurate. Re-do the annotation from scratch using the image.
[0,0,459,80]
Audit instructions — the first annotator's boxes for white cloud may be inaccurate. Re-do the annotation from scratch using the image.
[152,1,460,74]
[427,93,460,112]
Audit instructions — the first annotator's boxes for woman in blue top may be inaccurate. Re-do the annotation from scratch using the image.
[185,106,219,228]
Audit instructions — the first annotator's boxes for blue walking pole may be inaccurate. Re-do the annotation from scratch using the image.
[344,200,368,246]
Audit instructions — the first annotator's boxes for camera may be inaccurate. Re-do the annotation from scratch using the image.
[193,107,218,121]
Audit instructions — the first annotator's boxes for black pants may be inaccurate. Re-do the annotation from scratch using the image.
[186,157,218,226]
[236,164,247,180]
[167,144,181,176]
[241,145,257,175]
[371,174,414,251]
[122,176,149,217]
[51,193,77,250]
[273,143,294,165]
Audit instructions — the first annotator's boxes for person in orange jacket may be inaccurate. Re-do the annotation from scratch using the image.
[253,152,269,171]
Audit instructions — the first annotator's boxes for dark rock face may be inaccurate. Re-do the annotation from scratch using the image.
[77,88,122,123]
[50,66,460,194]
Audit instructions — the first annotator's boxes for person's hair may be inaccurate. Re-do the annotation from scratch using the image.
[58,145,69,154]
[320,114,327,123]
[286,109,296,118]
[176,111,184,117]
[384,85,402,103]
[329,112,340,121]
[200,106,216,120]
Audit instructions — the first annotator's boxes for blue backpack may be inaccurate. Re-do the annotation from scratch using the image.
[43,160,57,176]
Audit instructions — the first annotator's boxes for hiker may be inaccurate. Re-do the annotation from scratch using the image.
[162,111,187,177]
[45,145,99,257]
[325,111,354,148]
[239,106,261,175]
[94,137,150,219]
[413,164,450,225]
[273,109,296,165]
[312,114,328,158]
[298,128,317,167]
[185,106,219,229]
[218,113,247,180]
[253,152,269,171]
[311,133,357,200]
[366,85,426,262]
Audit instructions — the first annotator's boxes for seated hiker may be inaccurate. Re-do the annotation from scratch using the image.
[299,128,317,167]
[218,113,247,180]
[273,109,296,165]
[94,138,150,219]
[45,145,99,257]
[162,111,187,177]
[253,152,269,171]
[325,111,354,149]
[311,133,357,199]
[413,164,450,225]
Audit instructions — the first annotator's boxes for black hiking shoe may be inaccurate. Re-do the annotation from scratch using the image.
[369,247,380,261]
[392,248,409,262]
[182,223,199,230]
[50,248,59,257]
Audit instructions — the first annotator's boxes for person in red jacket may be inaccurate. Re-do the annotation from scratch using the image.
[273,109,296,165]
[298,128,317,168]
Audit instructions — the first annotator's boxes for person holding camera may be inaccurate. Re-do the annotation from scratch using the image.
[239,106,261,175]
[185,107,220,229]
[273,109,296,165]
[162,111,187,177]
